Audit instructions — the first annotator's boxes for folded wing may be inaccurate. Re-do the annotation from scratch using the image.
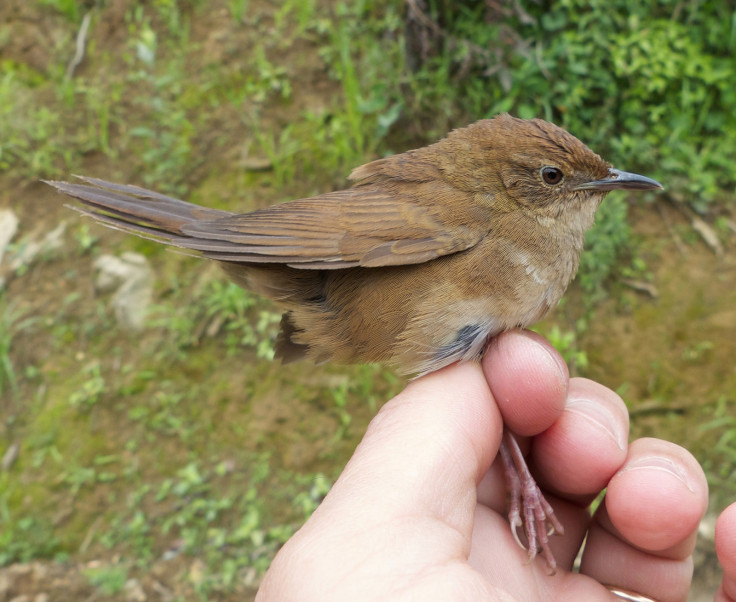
[47,176,484,269]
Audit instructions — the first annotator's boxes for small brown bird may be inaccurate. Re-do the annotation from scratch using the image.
[47,113,662,571]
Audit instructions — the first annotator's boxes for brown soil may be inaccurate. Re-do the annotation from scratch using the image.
[0,2,734,601]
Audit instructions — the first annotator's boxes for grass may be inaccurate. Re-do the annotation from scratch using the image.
[418,0,736,213]
[0,297,36,398]
[700,396,736,508]
[1,1,734,598]
[83,564,128,595]
[0,510,62,565]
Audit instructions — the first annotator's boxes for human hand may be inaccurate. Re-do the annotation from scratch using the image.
[716,502,736,601]
[257,330,719,601]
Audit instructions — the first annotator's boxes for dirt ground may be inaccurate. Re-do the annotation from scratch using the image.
[1,1,734,601]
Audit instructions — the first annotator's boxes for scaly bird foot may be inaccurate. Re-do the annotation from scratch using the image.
[499,430,564,574]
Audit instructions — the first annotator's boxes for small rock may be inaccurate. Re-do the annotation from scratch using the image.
[241,156,273,171]
[188,559,205,586]
[30,562,48,581]
[242,566,260,588]
[698,512,717,542]
[0,209,19,265]
[7,222,67,272]
[1,441,19,471]
[0,572,9,596]
[161,539,184,561]
[124,578,146,601]
[691,216,723,256]
[8,564,32,577]
[93,252,153,330]
[151,580,175,601]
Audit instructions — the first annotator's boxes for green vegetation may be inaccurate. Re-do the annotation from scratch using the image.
[409,1,736,210]
[401,0,735,294]
[0,0,734,598]
[0,512,62,565]
[0,299,35,398]
[92,454,329,593]
[83,564,128,595]
[701,396,736,505]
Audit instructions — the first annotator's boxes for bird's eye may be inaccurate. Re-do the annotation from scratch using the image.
[540,166,564,186]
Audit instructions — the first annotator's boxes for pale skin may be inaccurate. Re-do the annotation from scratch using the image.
[256,330,736,602]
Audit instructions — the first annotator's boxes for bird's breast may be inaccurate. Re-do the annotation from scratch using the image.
[382,232,580,374]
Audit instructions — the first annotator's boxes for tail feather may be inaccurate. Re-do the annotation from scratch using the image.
[45,177,233,245]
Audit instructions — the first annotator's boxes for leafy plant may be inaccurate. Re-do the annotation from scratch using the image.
[0,511,61,565]
[0,298,35,398]
[578,196,632,303]
[0,70,73,177]
[68,362,107,409]
[228,0,250,23]
[4,1,733,596]
[700,396,736,505]
[83,565,128,595]
[38,0,80,22]
[405,0,735,292]
[149,280,279,359]
[534,324,589,373]
[412,0,735,212]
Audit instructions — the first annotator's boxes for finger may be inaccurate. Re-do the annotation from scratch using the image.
[476,329,569,511]
[477,378,627,513]
[258,363,505,600]
[715,502,736,601]
[529,378,629,569]
[476,329,570,511]
[605,439,707,555]
[315,361,502,536]
[477,376,629,571]
[533,377,629,499]
[482,329,569,436]
[581,439,708,602]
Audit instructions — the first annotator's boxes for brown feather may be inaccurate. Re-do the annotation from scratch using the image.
[46,114,660,375]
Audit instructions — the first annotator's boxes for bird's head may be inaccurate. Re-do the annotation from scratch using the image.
[443,114,662,223]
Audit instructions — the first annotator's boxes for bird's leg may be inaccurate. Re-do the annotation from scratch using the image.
[499,429,564,574]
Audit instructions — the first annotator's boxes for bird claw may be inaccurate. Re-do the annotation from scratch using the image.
[500,430,564,575]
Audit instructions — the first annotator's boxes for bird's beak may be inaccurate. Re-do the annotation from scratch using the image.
[575,169,663,192]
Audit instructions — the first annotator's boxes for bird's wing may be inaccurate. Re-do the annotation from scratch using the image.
[181,188,484,269]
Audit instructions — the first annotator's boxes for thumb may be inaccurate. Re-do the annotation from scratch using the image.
[257,362,509,600]
[314,361,502,534]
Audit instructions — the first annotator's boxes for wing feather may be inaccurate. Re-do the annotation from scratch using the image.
[182,189,482,268]
[48,178,486,269]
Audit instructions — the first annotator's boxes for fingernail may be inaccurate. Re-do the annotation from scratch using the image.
[566,396,627,450]
[619,456,695,493]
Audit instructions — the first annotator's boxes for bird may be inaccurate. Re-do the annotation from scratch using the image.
[46,113,663,572]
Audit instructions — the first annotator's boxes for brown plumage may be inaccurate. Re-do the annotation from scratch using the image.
[46,113,662,571]
[46,115,660,375]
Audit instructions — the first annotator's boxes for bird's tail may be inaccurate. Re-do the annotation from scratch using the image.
[44,176,234,245]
